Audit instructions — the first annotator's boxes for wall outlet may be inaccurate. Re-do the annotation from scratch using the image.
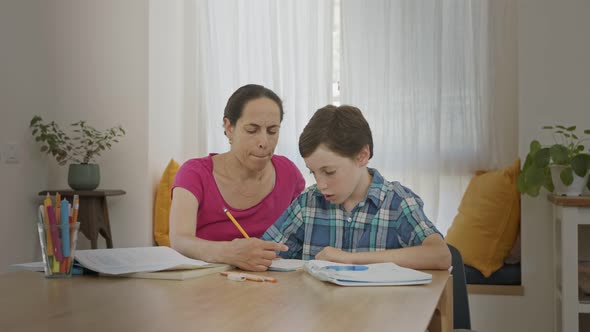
[3,143,20,164]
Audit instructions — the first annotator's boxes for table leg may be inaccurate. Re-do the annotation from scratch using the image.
[428,275,454,332]
[74,197,100,249]
[72,196,113,249]
[99,197,114,248]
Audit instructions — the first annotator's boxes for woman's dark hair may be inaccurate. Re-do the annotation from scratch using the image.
[223,84,284,129]
[299,105,373,159]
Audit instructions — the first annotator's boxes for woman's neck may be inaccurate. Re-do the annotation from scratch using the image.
[222,152,269,183]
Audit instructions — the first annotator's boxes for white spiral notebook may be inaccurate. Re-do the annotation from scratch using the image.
[303,260,432,286]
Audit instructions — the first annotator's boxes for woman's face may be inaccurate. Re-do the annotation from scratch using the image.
[225,97,281,171]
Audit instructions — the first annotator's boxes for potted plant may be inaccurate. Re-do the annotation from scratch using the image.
[29,115,125,190]
[518,125,590,197]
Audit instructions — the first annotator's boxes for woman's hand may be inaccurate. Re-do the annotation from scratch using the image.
[315,247,352,264]
[224,238,288,272]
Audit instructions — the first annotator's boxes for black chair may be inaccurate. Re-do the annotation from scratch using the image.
[447,244,472,331]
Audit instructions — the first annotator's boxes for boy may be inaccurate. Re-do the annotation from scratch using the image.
[262,105,451,270]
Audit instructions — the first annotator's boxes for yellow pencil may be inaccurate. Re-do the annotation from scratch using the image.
[72,195,79,223]
[223,208,250,238]
[55,192,61,220]
[43,195,54,257]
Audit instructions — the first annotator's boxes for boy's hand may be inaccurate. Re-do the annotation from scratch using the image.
[315,246,352,264]
[225,238,288,272]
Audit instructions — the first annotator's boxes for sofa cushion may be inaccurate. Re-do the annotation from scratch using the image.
[153,159,180,247]
[465,263,521,285]
[445,159,521,277]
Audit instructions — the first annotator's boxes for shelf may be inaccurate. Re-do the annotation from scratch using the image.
[467,284,524,296]
[578,289,590,313]
[547,194,590,207]
[580,302,590,314]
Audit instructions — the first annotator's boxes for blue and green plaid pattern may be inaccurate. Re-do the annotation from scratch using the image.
[262,168,441,260]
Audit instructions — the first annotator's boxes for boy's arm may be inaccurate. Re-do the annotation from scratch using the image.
[315,234,451,270]
[261,202,305,259]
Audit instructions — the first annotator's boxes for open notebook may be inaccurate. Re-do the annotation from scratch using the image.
[303,260,432,286]
[74,246,232,280]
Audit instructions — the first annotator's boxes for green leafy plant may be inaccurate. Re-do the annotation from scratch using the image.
[29,115,125,165]
[518,125,590,197]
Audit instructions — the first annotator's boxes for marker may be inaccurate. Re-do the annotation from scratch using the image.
[46,205,63,262]
[223,208,250,239]
[60,199,70,257]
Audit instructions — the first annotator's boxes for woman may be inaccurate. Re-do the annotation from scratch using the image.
[170,84,305,271]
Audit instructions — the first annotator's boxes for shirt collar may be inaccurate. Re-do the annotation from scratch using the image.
[366,168,385,207]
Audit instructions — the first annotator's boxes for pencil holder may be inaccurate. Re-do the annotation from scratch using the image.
[37,222,80,278]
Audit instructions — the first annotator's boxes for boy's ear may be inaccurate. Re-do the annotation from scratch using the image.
[356,145,370,167]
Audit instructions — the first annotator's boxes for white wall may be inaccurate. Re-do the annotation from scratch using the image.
[0,0,152,271]
[468,1,590,331]
[149,0,187,191]
[42,0,151,250]
[0,0,193,271]
[0,0,52,270]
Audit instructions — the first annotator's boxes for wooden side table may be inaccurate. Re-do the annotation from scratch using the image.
[38,189,126,249]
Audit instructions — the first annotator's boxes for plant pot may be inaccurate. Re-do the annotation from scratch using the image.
[68,164,100,191]
[549,165,590,196]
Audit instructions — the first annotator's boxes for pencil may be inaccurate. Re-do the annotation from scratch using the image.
[223,208,250,239]
[55,192,61,221]
[43,196,54,258]
[72,195,79,223]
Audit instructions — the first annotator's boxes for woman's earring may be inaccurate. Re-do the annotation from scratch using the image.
[229,138,233,145]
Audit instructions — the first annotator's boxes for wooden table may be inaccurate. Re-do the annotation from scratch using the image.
[38,190,125,249]
[0,270,452,332]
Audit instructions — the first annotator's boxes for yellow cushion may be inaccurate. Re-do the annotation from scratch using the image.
[445,159,521,277]
[153,159,180,247]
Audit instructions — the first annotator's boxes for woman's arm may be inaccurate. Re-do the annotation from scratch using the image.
[169,187,287,271]
[315,234,452,270]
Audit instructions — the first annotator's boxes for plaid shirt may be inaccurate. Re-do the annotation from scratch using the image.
[262,168,442,260]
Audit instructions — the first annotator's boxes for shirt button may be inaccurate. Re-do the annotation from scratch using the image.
[347,217,352,222]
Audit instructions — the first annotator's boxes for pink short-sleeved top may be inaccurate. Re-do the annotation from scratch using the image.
[172,154,305,241]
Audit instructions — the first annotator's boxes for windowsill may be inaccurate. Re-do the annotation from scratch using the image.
[467,284,524,296]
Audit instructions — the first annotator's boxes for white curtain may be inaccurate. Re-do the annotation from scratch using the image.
[340,0,518,233]
[192,0,334,173]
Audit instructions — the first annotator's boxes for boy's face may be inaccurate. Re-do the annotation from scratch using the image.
[304,144,370,206]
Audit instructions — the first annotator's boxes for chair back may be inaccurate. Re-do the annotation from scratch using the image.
[448,244,472,330]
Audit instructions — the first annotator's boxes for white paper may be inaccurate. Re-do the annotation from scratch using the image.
[74,246,216,275]
[304,260,432,286]
[268,259,305,272]
[8,261,45,272]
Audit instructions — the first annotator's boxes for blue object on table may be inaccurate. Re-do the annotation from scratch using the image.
[324,265,369,271]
